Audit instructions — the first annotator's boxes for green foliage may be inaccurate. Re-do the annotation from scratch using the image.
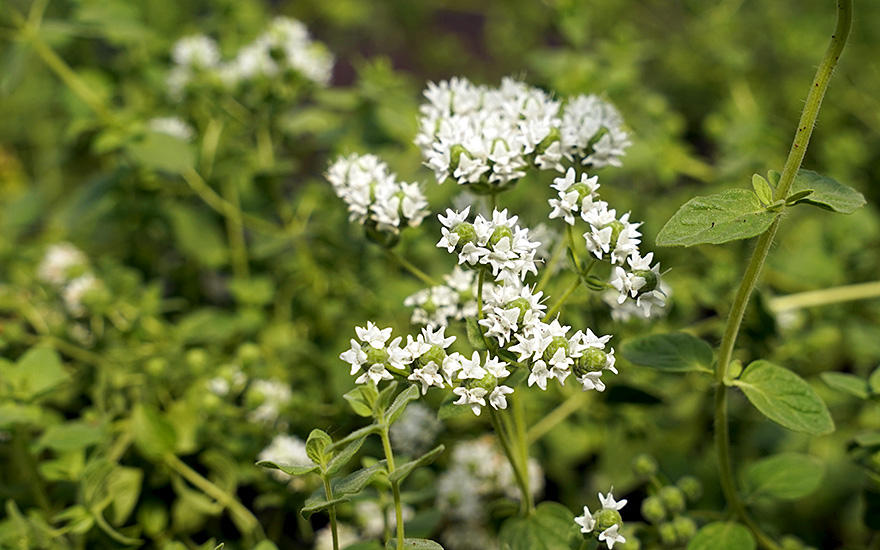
[620,332,714,372]
[742,453,824,501]
[687,522,755,550]
[790,169,866,213]
[656,189,777,247]
[497,502,577,550]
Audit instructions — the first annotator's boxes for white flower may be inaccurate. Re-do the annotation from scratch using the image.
[488,385,514,410]
[598,524,626,549]
[172,35,220,69]
[575,487,628,549]
[148,117,194,141]
[63,274,99,317]
[247,379,292,424]
[38,243,87,288]
[409,363,445,394]
[528,361,553,390]
[339,340,367,374]
[390,403,443,456]
[457,351,487,380]
[599,486,627,510]
[574,506,596,533]
[355,363,395,385]
[576,371,605,392]
[356,321,392,349]
[453,386,488,416]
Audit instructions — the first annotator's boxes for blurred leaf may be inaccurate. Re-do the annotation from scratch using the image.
[228,277,274,307]
[256,460,318,477]
[5,347,70,401]
[498,502,575,550]
[620,332,714,372]
[790,170,866,214]
[301,495,349,520]
[132,404,177,460]
[106,467,143,525]
[604,385,663,405]
[743,453,824,500]
[733,360,834,435]
[165,203,229,268]
[820,372,869,399]
[38,421,106,452]
[126,132,195,173]
[385,539,444,550]
[869,365,880,394]
[386,384,420,425]
[437,393,468,420]
[687,522,755,550]
[466,317,488,351]
[656,189,776,247]
[388,445,445,484]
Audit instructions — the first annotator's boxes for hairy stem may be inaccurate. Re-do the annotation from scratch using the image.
[379,428,405,550]
[322,476,340,550]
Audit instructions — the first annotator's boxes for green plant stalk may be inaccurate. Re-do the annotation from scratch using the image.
[477,269,486,319]
[181,168,285,236]
[527,389,587,444]
[164,453,266,540]
[379,427,405,550]
[489,409,532,516]
[712,2,851,548]
[535,237,567,293]
[543,276,581,321]
[768,280,880,312]
[221,177,250,280]
[322,475,340,550]
[384,249,441,287]
[511,394,534,515]
[12,429,52,514]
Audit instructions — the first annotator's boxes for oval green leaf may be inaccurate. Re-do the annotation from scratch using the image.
[620,332,714,372]
[389,444,445,484]
[688,522,755,550]
[498,502,575,550]
[820,372,869,400]
[743,453,824,500]
[733,360,834,435]
[386,539,444,550]
[790,169,866,214]
[656,189,776,247]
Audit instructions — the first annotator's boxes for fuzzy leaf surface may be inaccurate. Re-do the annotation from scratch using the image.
[656,189,776,247]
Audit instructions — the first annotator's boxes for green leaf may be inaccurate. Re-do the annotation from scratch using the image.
[38,421,107,452]
[743,453,824,501]
[386,384,421,426]
[687,522,755,550]
[328,424,382,451]
[344,386,378,417]
[620,332,714,372]
[752,174,773,205]
[385,539,444,550]
[785,189,814,205]
[105,467,143,525]
[325,436,367,476]
[767,170,781,187]
[389,445,445,484]
[656,189,777,247]
[732,360,835,435]
[820,372,869,399]
[126,131,195,173]
[437,393,468,420]
[256,460,318,477]
[10,347,70,401]
[301,495,350,519]
[376,382,400,415]
[132,405,177,459]
[854,432,880,447]
[306,429,333,466]
[790,169,866,214]
[868,365,880,394]
[498,502,575,550]
[466,317,488,351]
[333,460,388,496]
[165,203,229,268]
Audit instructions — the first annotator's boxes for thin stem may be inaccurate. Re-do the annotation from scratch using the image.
[543,276,581,321]
[536,237,567,293]
[768,281,880,312]
[181,168,285,236]
[222,177,250,280]
[200,119,224,179]
[527,389,587,444]
[477,269,486,319]
[322,476,340,550]
[383,249,441,287]
[565,225,583,272]
[712,2,851,548]
[774,0,853,200]
[379,428,405,550]
[512,395,534,515]
[164,454,266,540]
[488,409,532,516]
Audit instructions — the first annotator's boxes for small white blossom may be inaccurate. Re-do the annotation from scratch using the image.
[488,385,514,410]
[38,243,88,288]
[452,386,488,416]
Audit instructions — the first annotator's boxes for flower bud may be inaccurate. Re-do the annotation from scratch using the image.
[507,297,531,324]
[632,454,659,478]
[780,535,805,550]
[658,486,687,515]
[676,476,703,502]
[419,345,447,368]
[575,348,607,376]
[488,225,514,248]
[633,269,658,294]
[365,346,390,366]
[468,372,497,392]
[453,222,477,251]
[449,144,469,172]
[658,522,679,545]
[542,336,570,363]
[673,516,697,541]
[607,220,625,249]
[535,127,561,155]
[594,508,622,533]
[640,496,666,524]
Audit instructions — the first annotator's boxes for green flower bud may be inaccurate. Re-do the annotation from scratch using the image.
[640,496,666,524]
[676,476,703,502]
[536,126,561,154]
[365,346,390,366]
[507,297,531,324]
[449,144,469,172]
[594,508,622,533]
[468,372,498,392]
[673,516,697,541]
[575,348,607,375]
[658,522,679,545]
[419,345,447,368]
[186,348,209,371]
[542,336,569,363]
[607,220,625,249]
[633,269,659,294]
[489,225,514,248]
[571,182,595,204]
[453,222,477,250]
[632,454,659,478]
[658,486,687,515]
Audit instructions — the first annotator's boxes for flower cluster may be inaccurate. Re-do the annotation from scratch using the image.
[326,153,430,241]
[437,207,540,284]
[416,77,630,192]
[167,17,333,100]
[548,167,667,318]
[37,243,103,317]
[404,267,486,328]
[575,487,628,549]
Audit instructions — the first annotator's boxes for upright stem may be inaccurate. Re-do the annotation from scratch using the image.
[379,427,405,550]
[221,177,250,280]
[384,249,441,287]
[477,269,486,319]
[512,395,534,515]
[489,409,532,516]
[322,477,340,550]
[712,2,851,548]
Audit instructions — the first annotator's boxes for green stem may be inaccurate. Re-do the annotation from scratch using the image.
[773,0,853,201]
[12,429,52,514]
[768,280,880,312]
[565,225,583,272]
[477,269,486,319]
[527,389,587,444]
[257,122,275,167]
[712,3,851,548]
[222,177,250,280]
[200,119,224,179]
[512,395,534,515]
[383,249,441,287]
[489,409,532,516]
[535,237,567,293]
[164,454,266,540]
[181,168,285,236]
[543,276,581,321]
[379,427,405,550]
[322,476,340,550]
